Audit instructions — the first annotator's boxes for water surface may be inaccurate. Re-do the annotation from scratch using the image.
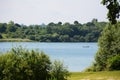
[0,42,98,72]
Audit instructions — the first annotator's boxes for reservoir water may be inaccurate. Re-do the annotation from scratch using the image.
[0,42,98,72]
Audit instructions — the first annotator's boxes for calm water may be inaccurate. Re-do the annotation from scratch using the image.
[0,42,98,72]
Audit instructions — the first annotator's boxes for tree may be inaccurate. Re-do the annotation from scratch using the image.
[92,18,98,24]
[51,60,69,80]
[7,21,17,32]
[48,22,56,26]
[94,23,120,71]
[58,22,62,25]
[59,35,69,42]
[87,0,120,71]
[74,21,79,25]
[101,0,120,24]
[15,23,21,27]
[0,23,7,33]
[28,35,35,40]
[0,20,106,42]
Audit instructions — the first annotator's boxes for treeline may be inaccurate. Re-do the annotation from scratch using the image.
[0,19,107,42]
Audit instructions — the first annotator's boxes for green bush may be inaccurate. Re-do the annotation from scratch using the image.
[28,35,35,40]
[107,55,120,70]
[0,47,51,80]
[50,60,70,80]
[0,47,69,80]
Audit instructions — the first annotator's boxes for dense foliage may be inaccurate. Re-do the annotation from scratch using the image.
[0,47,69,80]
[50,60,69,80]
[0,34,2,39]
[101,0,120,24]
[86,23,120,71]
[85,0,120,71]
[0,19,106,42]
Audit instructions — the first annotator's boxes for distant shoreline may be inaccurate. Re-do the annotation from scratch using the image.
[0,38,98,42]
[0,38,33,42]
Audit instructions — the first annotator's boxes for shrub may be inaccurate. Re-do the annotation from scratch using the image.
[28,35,35,40]
[107,55,120,70]
[0,47,69,80]
[50,60,70,80]
[0,47,51,80]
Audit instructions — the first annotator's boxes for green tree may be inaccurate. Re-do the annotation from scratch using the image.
[87,0,120,71]
[58,22,62,26]
[51,60,69,80]
[101,0,120,24]
[59,35,69,42]
[94,23,120,71]
[7,21,17,32]
[28,35,35,40]
[74,21,79,25]
[0,23,7,33]
[0,20,106,42]
[92,18,98,24]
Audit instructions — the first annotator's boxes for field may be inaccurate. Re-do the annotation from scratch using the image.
[69,71,120,80]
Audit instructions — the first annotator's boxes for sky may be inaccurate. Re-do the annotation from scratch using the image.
[0,0,108,25]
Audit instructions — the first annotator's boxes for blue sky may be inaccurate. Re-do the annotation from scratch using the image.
[0,0,107,25]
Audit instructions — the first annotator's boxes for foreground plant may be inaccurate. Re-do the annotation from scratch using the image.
[0,47,69,80]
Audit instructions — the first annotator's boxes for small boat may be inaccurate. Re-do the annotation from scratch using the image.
[83,45,90,48]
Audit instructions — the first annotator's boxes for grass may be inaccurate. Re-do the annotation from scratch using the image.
[1,34,7,38]
[0,34,33,42]
[68,71,120,80]
[0,38,33,42]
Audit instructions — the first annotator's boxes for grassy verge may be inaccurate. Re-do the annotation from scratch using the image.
[0,38,33,42]
[69,71,120,80]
